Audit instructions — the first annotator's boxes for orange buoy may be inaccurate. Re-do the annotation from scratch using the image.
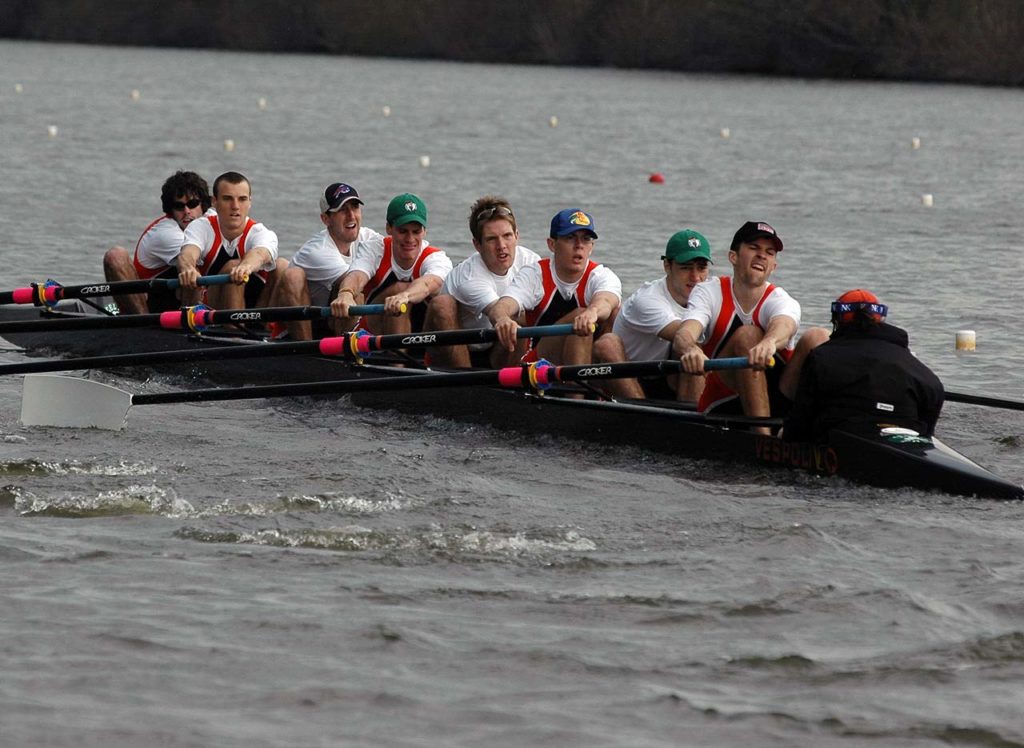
[648,173,665,184]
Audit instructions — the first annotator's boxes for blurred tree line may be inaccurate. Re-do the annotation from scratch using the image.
[3,0,1023,85]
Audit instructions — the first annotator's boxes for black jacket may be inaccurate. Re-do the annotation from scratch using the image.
[783,322,944,443]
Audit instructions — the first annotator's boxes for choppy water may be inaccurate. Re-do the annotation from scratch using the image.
[1,40,1023,747]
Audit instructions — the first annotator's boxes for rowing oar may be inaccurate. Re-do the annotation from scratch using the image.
[945,390,1024,413]
[0,303,396,334]
[0,275,231,306]
[20,357,752,430]
[0,324,575,375]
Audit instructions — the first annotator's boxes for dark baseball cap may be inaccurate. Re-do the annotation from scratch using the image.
[731,221,783,252]
[320,183,363,214]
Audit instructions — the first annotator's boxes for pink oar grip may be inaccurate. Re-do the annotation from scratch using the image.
[319,337,346,357]
[497,367,522,387]
[12,288,35,304]
[159,311,183,329]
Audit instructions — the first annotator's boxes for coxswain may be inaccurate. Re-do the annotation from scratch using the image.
[783,289,944,442]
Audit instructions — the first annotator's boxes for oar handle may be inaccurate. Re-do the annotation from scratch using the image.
[158,274,231,291]
[704,356,772,371]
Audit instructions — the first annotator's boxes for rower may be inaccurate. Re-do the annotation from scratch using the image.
[783,289,944,442]
[593,228,713,400]
[424,196,540,368]
[102,171,212,314]
[330,193,452,334]
[674,221,829,431]
[176,171,287,309]
[488,208,622,365]
[270,182,383,340]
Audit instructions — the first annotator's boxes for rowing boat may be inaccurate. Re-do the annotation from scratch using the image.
[2,304,1021,500]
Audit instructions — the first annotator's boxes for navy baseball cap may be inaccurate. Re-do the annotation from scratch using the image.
[549,208,598,239]
[320,183,362,213]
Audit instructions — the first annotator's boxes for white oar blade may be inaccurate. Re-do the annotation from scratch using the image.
[21,374,132,430]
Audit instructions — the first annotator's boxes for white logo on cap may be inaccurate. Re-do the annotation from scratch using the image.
[688,238,701,248]
[405,201,417,212]
[757,223,774,234]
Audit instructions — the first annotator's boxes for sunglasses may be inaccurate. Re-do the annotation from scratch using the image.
[475,205,514,223]
[171,198,202,211]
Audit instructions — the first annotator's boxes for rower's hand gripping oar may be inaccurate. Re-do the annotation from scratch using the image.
[19,356,754,430]
[0,275,232,306]
[0,302,398,334]
[0,324,576,376]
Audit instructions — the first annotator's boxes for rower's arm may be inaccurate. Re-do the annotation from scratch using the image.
[487,296,522,351]
[232,247,272,284]
[673,319,707,374]
[330,270,370,317]
[384,274,444,315]
[575,290,619,336]
[658,319,684,342]
[748,315,798,368]
[176,244,202,289]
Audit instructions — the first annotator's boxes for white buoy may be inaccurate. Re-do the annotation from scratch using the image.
[224,139,235,152]
[720,127,731,139]
[130,89,141,101]
[955,330,976,351]
[911,136,921,149]
[922,193,934,207]
[418,155,430,168]
[15,83,23,93]
[549,115,558,128]
[382,105,391,117]
[47,125,58,138]
[257,97,267,110]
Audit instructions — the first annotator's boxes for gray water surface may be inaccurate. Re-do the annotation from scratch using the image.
[1,40,1023,747]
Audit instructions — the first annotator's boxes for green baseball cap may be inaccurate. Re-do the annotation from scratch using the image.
[663,229,712,264]
[386,193,428,228]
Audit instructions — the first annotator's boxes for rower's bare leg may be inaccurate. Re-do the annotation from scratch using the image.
[675,371,705,403]
[592,332,644,399]
[778,326,830,400]
[719,325,772,432]
[370,281,412,338]
[205,259,244,309]
[423,294,470,368]
[254,259,289,309]
[271,265,312,341]
[103,246,147,315]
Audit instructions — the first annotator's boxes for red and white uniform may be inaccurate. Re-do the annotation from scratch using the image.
[501,258,621,326]
[180,214,279,277]
[348,235,452,302]
[442,245,541,331]
[132,215,185,279]
[613,277,706,361]
[289,226,383,307]
[683,275,801,411]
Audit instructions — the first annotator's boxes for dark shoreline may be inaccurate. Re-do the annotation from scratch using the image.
[3,0,1023,87]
